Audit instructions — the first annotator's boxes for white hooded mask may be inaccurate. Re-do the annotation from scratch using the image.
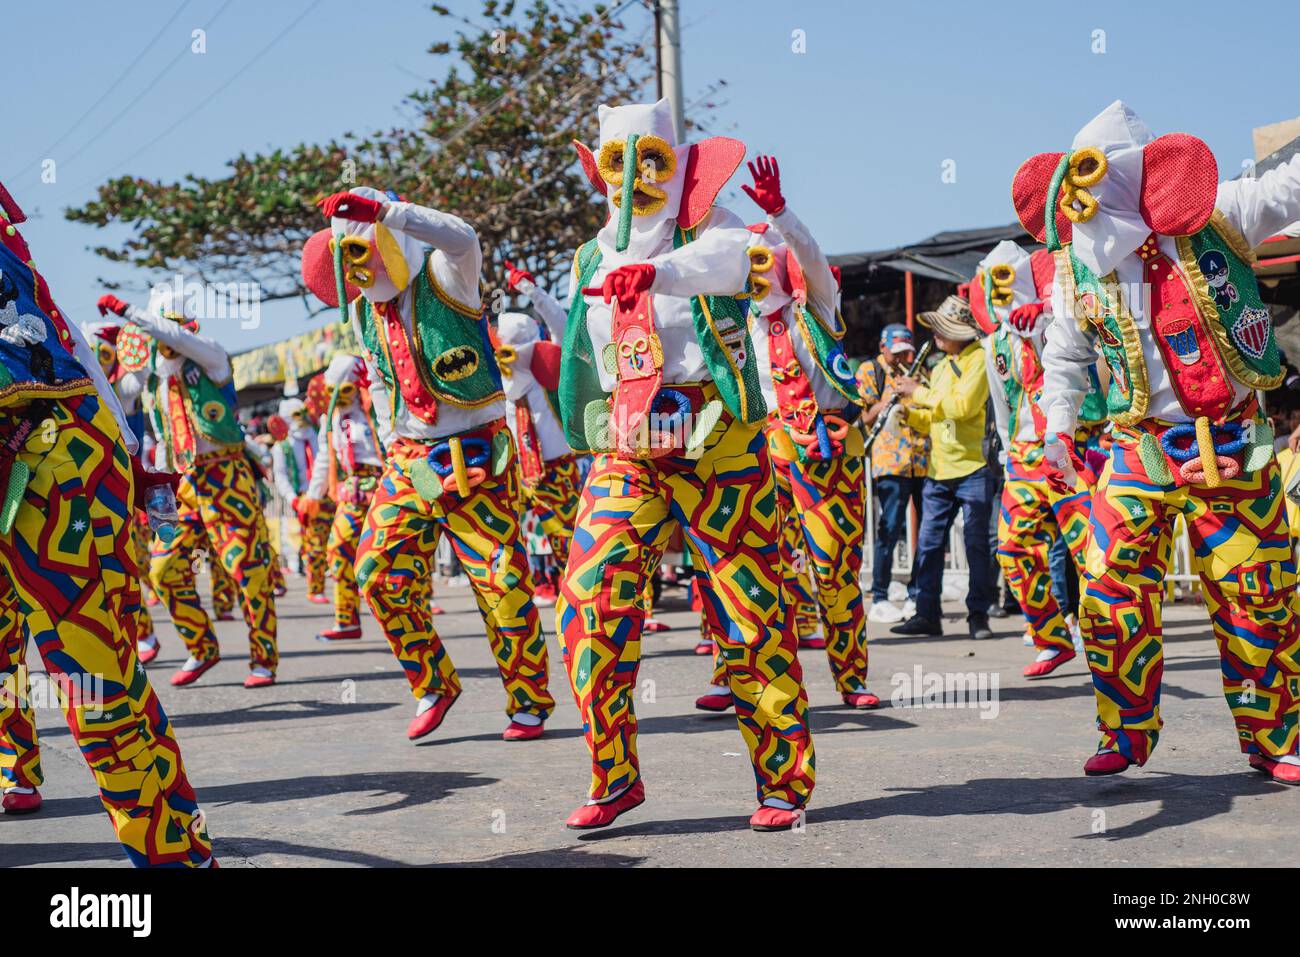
[329,185,426,304]
[1065,100,1156,277]
[974,240,1037,337]
[495,312,543,403]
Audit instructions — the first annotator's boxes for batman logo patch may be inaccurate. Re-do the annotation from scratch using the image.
[433,346,479,382]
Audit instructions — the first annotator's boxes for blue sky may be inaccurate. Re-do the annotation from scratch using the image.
[6,0,1300,352]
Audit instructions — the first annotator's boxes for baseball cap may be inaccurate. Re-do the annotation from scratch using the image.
[880,324,915,354]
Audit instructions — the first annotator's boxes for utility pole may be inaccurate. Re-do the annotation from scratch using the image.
[656,0,686,144]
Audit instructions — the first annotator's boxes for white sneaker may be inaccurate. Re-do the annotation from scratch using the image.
[901,599,916,619]
[868,601,904,624]
[887,581,908,603]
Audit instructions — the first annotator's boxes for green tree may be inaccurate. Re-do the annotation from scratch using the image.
[66,0,651,309]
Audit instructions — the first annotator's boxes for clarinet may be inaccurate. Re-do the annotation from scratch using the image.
[863,340,932,454]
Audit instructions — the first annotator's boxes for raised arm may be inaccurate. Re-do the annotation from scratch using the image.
[1216,153,1300,248]
[507,260,567,340]
[97,294,231,382]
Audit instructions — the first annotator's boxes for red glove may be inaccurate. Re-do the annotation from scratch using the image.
[504,259,535,292]
[316,191,384,223]
[130,458,180,511]
[583,264,656,312]
[1009,301,1045,333]
[829,265,842,290]
[97,294,128,318]
[1042,431,1087,495]
[741,155,785,216]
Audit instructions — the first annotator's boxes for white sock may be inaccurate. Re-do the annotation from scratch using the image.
[1274,754,1300,767]
[511,712,542,727]
[3,786,34,795]
[702,683,728,697]
[249,666,273,679]
[181,655,206,672]
[139,634,158,649]
[416,695,442,716]
[588,782,632,806]
[761,797,795,810]
[1035,648,1061,663]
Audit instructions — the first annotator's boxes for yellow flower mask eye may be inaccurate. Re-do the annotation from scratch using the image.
[334,235,376,288]
[988,263,1016,307]
[495,344,517,375]
[746,245,775,301]
[337,383,357,405]
[601,135,678,218]
[1059,147,1108,224]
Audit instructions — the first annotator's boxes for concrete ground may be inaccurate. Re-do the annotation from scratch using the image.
[4,576,1294,868]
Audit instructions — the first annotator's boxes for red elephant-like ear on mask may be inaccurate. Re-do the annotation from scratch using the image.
[572,140,608,196]
[1012,152,1073,246]
[1139,133,1218,237]
[301,228,361,308]
[968,271,997,334]
[678,137,746,230]
[0,180,26,224]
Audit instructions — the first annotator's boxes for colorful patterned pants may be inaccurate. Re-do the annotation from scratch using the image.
[558,411,815,806]
[151,451,278,673]
[708,423,868,694]
[355,429,553,720]
[328,473,380,630]
[302,501,335,596]
[997,457,1091,653]
[0,394,212,865]
[523,454,582,569]
[1081,433,1300,765]
[131,514,156,637]
[210,556,236,618]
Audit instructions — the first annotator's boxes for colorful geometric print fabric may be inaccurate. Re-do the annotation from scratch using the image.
[151,452,279,672]
[0,393,212,865]
[355,432,553,720]
[521,453,582,567]
[1080,436,1300,764]
[556,411,815,806]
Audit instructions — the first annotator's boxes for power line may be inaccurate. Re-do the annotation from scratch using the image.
[51,0,315,204]
[8,0,197,184]
[17,0,236,195]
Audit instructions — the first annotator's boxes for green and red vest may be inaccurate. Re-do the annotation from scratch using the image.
[144,359,244,469]
[356,254,503,426]
[557,222,766,453]
[1054,211,1282,427]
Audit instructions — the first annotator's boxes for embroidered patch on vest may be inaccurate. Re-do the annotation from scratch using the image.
[1232,307,1271,361]
[433,346,480,382]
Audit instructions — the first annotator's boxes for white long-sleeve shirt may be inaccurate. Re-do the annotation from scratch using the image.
[352,202,504,444]
[271,427,318,500]
[127,305,234,469]
[1043,153,1300,433]
[573,205,751,391]
[748,206,847,413]
[305,407,384,499]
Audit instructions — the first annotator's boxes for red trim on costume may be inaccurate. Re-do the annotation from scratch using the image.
[1139,134,1218,237]
[678,137,746,230]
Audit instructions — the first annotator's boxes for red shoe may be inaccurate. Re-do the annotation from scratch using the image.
[750,804,804,831]
[1084,750,1133,776]
[429,603,445,616]
[138,637,160,664]
[1023,649,1076,678]
[273,585,288,598]
[2,788,41,814]
[243,671,276,689]
[694,692,732,712]
[565,780,645,830]
[145,594,161,607]
[799,636,827,650]
[407,695,457,740]
[316,626,362,641]
[502,720,545,742]
[307,593,330,605]
[533,583,557,608]
[693,641,714,656]
[170,656,220,687]
[216,611,236,622]
[643,618,670,633]
[842,691,881,709]
[1249,754,1300,785]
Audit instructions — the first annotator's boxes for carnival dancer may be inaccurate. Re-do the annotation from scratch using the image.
[271,396,331,604]
[493,287,581,606]
[555,100,815,831]
[303,353,386,641]
[0,182,213,864]
[1017,100,1300,781]
[694,155,875,713]
[970,240,1108,678]
[97,285,279,689]
[302,186,553,743]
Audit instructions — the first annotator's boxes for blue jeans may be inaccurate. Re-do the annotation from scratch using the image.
[872,475,922,602]
[912,467,996,622]
[1047,533,1078,615]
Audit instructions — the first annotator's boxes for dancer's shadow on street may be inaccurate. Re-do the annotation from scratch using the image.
[576,769,1276,844]
[204,837,648,867]
[33,699,401,739]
